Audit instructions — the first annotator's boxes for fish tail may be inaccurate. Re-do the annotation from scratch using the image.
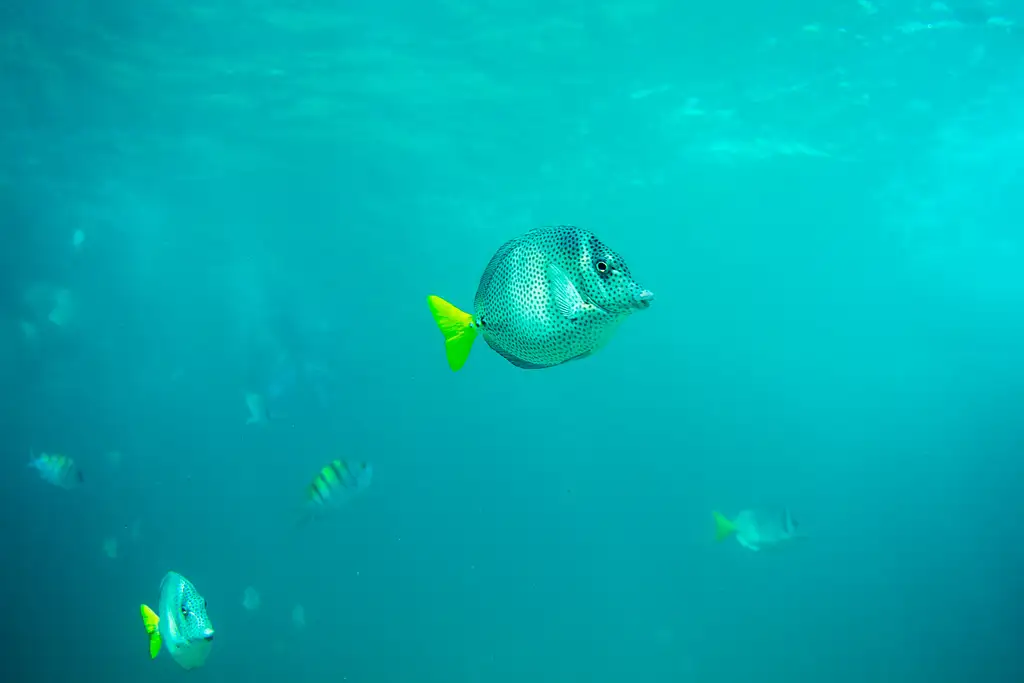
[426,295,477,372]
[713,511,737,541]
[140,604,162,659]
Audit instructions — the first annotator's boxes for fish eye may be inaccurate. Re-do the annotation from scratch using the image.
[181,607,190,617]
[596,260,608,273]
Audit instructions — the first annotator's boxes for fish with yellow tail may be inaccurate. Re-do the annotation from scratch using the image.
[427,225,654,371]
[139,571,214,670]
[713,508,806,552]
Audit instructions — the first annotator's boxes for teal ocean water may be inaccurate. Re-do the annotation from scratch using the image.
[3,1,1023,681]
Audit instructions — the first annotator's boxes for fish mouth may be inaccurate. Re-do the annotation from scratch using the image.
[634,289,655,309]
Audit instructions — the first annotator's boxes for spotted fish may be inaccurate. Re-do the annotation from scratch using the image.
[427,225,654,371]
[139,571,215,670]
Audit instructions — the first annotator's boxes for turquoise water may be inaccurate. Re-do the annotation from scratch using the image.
[3,1,1023,681]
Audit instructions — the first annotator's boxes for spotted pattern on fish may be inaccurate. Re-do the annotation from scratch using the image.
[153,571,214,670]
[171,575,212,643]
[471,225,653,369]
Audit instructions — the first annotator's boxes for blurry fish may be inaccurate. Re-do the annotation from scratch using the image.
[28,451,83,489]
[298,459,372,523]
[242,586,260,611]
[103,537,118,559]
[427,225,654,371]
[264,354,336,418]
[139,571,215,670]
[292,604,306,629]
[713,508,804,552]
[47,288,74,327]
[18,320,37,344]
[72,229,85,252]
[245,392,270,425]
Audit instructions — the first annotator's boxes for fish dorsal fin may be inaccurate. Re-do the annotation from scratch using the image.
[546,264,586,320]
[475,235,521,302]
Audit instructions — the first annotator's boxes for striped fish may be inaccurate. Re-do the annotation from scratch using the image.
[301,459,372,520]
[28,451,83,489]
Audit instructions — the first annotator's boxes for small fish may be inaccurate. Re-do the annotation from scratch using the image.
[713,508,804,552]
[292,604,306,629]
[245,392,270,425]
[47,288,74,327]
[299,459,372,523]
[427,225,654,371]
[242,586,260,611]
[139,571,214,670]
[72,229,85,252]
[28,451,83,489]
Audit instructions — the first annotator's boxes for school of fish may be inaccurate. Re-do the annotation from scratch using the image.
[27,222,813,673]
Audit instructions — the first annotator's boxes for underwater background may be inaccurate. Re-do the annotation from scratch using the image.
[2,0,1023,681]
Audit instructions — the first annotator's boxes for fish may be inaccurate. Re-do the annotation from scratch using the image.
[139,571,215,670]
[28,451,83,489]
[299,459,372,523]
[245,392,270,425]
[242,586,260,611]
[713,508,804,552]
[427,225,654,371]
[47,288,74,327]
[264,355,334,417]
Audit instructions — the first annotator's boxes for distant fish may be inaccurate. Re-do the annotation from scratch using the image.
[47,288,74,327]
[139,571,215,670]
[28,451,83,489]
[72,229,85,252]
[292,604,306,629]
[245,392,270,425]
[713,508,804,552]
[103,537,118,559]
[242,586,260,611]
[265,355,335,417]
[18,320,37,344]
[299,459,372,523]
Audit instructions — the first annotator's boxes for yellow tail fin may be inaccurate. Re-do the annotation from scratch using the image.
[140,604,162,659]
[713,511,737,541]
[426,295,478,372]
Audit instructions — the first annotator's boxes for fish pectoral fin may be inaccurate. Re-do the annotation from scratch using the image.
[712,511,738,541]
[426,295,478,372]
[140,604,162,659]
[546,264,586,320]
